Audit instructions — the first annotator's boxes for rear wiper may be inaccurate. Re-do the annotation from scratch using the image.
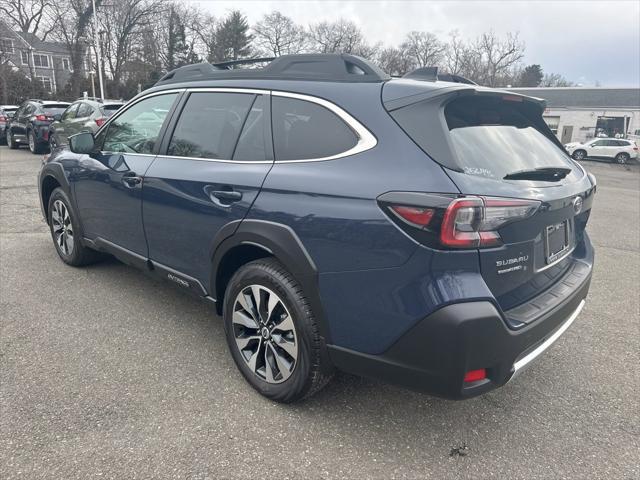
[503,166,572,181]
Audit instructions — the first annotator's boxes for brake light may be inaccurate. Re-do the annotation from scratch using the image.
[34,114,48,121]
[463,369,487,383]
[0,115,6,122]
[440,197,539,248]
[390,205,435,227]
[382,194,540,250]
[95,117,106,127]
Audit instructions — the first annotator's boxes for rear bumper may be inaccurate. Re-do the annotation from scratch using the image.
[328,268,591,399]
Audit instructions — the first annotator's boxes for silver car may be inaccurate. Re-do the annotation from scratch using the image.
[49,98,124,147]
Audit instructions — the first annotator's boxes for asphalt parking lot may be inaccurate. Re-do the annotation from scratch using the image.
[0,146,638,479]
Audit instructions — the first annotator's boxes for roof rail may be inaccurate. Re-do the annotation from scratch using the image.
[212,57,275,70]
[403,67,477,85]
[155,54,391,86]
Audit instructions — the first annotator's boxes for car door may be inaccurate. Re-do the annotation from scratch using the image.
[53,103,79,144]
[72,92,180,257]
[586,139,607,158]
[12,103,33,141]
[142,90,273,288]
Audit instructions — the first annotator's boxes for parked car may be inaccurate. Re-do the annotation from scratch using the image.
[0,105,19,144]
[7,100,70,153]
[37,54,595,403]
[565,138,638,164]
[49,98,124,148]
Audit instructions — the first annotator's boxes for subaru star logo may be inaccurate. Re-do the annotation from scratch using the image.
[573,196,583,214]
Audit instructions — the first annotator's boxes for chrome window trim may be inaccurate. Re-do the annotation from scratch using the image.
[271,90,377,163]
[96,89,184,155]
[98,87,377,164]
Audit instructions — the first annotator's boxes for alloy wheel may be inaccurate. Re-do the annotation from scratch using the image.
[28,131,35,152]
[232,285,298,383]
[573,151,585,160]
[51,199,74,256]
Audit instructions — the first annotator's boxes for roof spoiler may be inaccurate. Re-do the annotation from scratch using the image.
[403,67,478,85]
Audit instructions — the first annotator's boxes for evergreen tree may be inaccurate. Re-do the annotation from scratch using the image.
[213,10,254,63]
[518,64,544,87]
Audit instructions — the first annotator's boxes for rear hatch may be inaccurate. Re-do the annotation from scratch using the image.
[383,82,595,326]
[37,103,70,123]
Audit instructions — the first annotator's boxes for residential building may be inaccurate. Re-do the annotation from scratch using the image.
[508,87,640,144]
[0,18,89,94]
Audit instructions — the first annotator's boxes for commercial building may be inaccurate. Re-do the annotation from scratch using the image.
[508,87,640,144]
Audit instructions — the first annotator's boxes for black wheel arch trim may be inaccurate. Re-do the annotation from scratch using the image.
[210,219,330,343]
[39,163,75,223]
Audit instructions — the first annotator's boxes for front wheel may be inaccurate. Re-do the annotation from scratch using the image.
[572,149,586,161]
[47,188,103,266]
[615,152,630,164]
[223,258,333,403]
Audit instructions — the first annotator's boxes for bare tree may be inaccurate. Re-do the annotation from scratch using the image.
[0,0,56,39]
[98,0,166,94]
[540,73,575,87]
[402,31,445,68]
[308,19,365,54]
[444,30,465,75]
[253,11,306,56]
[375,46,414,76]
[474,31,524,86]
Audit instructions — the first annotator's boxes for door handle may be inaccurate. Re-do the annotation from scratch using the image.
[207,188,242,206]
[122,175,142,188]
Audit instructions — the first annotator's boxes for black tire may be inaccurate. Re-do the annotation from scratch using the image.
[223,258,334,403]
[47,187,103,266]
[572,149,586,161]
[49,133,58,151]
[7,130,18,149]
[28,129,45,154]
[615,152,629,164]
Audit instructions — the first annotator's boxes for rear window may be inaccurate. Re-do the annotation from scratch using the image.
[102,104,123,118]
[444,96,575,180]
[42,103,70,110]
[272,96,357,160]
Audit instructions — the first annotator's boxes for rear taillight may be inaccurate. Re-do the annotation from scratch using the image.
[34,114,47,121]
[440,197,539,248]
[381,194,540,250]
[390,205,435,228]
[95,117,106,127]
[0,115,6,122]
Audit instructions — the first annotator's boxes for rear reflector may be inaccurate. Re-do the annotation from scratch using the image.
[390,205,435,228]
[463,369,487,382]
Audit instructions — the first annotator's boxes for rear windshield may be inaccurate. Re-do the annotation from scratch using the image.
[102,104,123,117]
[445,96,575,180]
[42,104,70,110]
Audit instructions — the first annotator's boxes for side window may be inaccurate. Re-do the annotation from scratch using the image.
[24,104,35,115]
[77,103,93,118]
[62,104,79,121]
[167,92,254,159]
[102,93,177,154]
[233,95,267,161]
[272,96,358,161]
[591,140,605,147]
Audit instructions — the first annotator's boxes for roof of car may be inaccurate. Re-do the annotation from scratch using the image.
[0,105,19,109]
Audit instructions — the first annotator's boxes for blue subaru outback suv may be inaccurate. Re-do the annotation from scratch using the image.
[38,54,595,402]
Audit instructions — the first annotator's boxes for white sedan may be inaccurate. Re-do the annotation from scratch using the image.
[565,138,638,164]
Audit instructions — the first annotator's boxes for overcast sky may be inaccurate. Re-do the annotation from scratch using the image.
[191,0,640,87]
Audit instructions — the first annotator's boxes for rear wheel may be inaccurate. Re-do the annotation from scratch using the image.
[7,131,18,149]
[615,152,630,164]
[47,188,103,266]
[49,133,58,150]
[28,130,45,154]
[223,258,333,403]
[572,149,586,161]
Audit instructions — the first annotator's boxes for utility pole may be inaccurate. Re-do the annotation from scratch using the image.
[91,0,105,101]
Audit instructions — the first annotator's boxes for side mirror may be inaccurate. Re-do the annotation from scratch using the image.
[54,113,62,121]
[69,131,95,154]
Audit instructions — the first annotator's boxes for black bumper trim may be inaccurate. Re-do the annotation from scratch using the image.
[328,273,591,399]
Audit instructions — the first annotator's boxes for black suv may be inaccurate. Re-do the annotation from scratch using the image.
[38,55,595,402]
[7,99,70,153]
